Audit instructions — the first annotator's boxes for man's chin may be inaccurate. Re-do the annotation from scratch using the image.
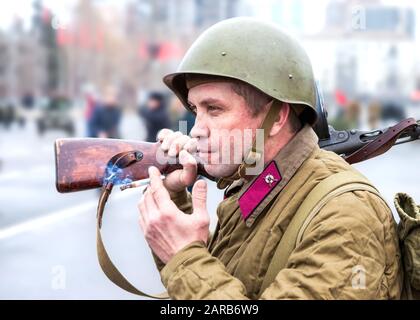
[203,163,239,179]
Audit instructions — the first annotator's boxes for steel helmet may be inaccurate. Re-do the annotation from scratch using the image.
[163,17,317,125]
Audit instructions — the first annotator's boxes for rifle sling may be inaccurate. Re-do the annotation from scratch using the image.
[345,118,417,164]
[96,186,169,299]
[96,151,170,299]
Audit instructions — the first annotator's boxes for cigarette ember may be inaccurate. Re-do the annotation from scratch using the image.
[120,175,166,191]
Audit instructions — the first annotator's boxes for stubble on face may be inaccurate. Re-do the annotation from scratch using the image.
[187,82,266,178]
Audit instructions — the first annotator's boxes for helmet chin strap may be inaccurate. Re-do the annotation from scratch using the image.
[216,100,282,189]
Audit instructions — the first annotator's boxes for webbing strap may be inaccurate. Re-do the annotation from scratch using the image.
[259,170,388,295]
[96,187,169,299]
[96,226,169,298]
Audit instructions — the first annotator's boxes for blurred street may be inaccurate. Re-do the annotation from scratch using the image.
[0,113,223,299]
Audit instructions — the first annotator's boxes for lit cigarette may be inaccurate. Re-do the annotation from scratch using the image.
[120,175,166,191]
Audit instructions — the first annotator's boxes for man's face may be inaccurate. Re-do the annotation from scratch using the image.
[188,82,266,178]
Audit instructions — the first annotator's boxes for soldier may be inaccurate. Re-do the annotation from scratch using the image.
[137,18,403,299]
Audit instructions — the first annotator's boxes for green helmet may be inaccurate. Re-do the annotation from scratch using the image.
[163,17,317,125]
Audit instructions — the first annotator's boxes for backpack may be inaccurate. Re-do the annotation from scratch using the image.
[260,170,420,299]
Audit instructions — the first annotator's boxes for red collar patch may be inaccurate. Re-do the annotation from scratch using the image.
[238,161,282,221]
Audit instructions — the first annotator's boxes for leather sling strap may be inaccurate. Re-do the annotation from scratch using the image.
[259,170,389,295]
[96,152,170,299]
[344,118,417,164]
[96,186,170,299]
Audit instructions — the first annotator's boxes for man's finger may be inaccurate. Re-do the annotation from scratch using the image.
[192,179,208,216]
[168,135,190,157]
[179,150,198,186]
[161,131,182,151]
[157,128,173,142]
[183,138,199,154]
[140,190,151,220]
[148,166,172,206]
[143,188,158,219]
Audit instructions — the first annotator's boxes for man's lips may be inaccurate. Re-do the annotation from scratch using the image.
[196,146,215,153]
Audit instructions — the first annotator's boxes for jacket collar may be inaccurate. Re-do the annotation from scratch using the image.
[224,124,319,227]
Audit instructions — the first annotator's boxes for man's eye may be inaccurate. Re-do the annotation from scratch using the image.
[208,105,220,112]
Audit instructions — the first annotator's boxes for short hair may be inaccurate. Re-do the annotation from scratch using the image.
[230,80,302,132]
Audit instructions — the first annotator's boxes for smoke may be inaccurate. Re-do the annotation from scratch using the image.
[102,163,132,186]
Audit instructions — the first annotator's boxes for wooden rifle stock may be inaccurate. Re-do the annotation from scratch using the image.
[54,138,212,193]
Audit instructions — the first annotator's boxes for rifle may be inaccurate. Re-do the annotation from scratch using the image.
[55,117,419,193]
[55,80,420,193]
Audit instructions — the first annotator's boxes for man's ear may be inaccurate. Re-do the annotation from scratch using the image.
[269,102,290,136]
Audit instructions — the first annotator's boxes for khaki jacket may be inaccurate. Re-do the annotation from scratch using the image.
[155,125,403,299]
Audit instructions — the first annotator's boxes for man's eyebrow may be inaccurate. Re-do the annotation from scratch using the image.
[187,98,224,106]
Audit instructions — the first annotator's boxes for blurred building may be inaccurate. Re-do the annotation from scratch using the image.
[56,0,244,107]
[250,0,306,34]
[303,0,417,104]
[123,0,243,92]
[1,0,418,113]
[0,18,47,102]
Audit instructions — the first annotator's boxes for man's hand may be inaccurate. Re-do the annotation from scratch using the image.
[157,129,198,194]
[138,166,210,264]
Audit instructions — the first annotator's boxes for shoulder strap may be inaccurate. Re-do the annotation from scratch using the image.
[96,187,169,299]
[259,170,388,295]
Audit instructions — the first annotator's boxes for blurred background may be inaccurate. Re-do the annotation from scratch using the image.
[0,0,419,299]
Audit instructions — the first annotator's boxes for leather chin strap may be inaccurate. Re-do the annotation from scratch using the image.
[96,151,169,299]
[216,100,282,189]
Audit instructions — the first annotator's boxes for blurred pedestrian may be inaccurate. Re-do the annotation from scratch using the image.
[169,95,195,134]
[169,95,185,128]
[85,93,98,137]
[138,92,171,142]
[1,101,16,130]
[21,92,35,110]
[83,85,98,137]
[368,100,381,129]
[90,87,122,139]
[331,99,361,131]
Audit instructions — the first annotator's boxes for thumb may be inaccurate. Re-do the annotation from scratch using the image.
[192,179,207,214]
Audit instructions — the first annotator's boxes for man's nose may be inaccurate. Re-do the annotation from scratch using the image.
[190,117,209,139]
